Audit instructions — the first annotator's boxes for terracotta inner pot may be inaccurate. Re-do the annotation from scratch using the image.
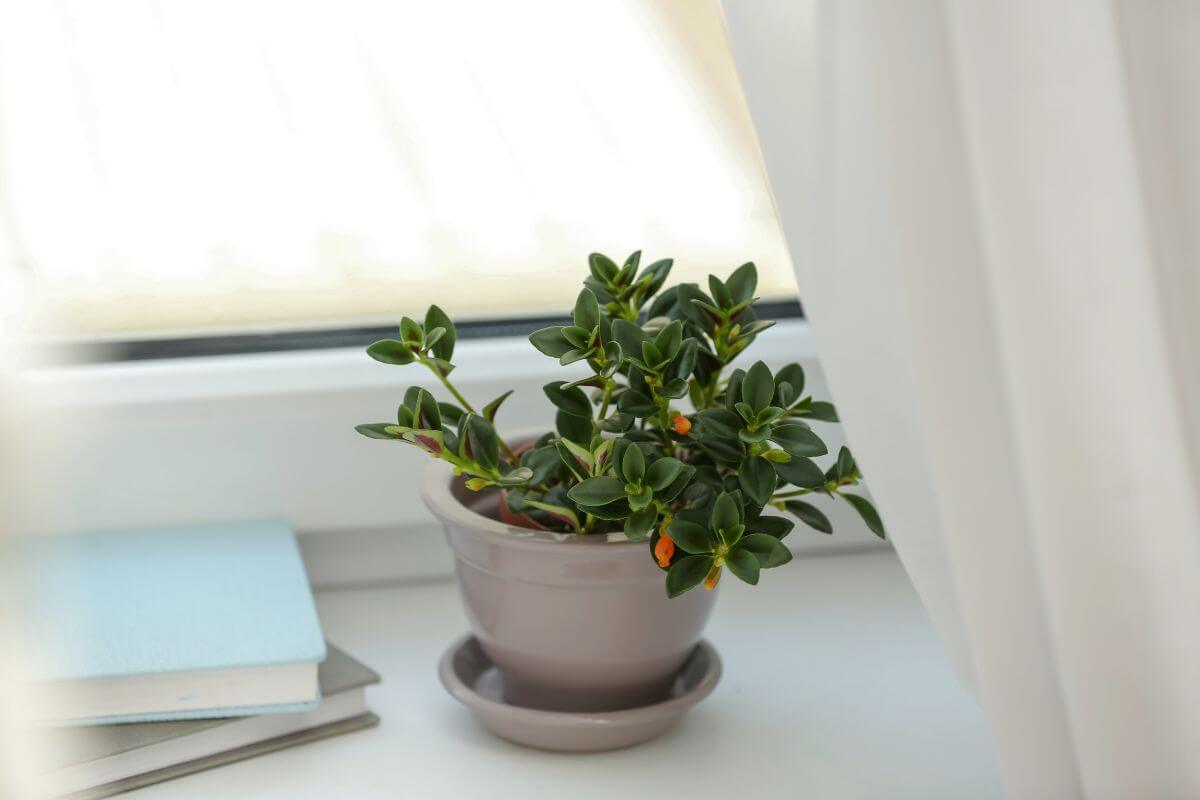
[496,490,547,531]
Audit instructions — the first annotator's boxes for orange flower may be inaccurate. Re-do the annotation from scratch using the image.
[654,529,675,568]
[672,414,692,435]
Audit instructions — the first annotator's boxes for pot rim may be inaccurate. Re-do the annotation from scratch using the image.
[419,433,644,550]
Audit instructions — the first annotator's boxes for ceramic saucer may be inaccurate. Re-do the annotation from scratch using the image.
[438,634,721,752]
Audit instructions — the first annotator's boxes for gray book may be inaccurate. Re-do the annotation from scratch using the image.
[39,644,380,799]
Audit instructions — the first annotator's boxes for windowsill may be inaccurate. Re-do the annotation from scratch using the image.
[120,548,1003,799]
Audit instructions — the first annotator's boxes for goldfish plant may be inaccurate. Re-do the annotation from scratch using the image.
[356,252,884,597]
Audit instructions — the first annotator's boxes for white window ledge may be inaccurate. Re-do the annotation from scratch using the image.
[119,549,1003,799]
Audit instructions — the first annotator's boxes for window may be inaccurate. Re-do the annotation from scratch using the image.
[0,0,795,342]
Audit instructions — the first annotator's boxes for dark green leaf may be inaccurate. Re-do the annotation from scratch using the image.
[659,378,689,399]
[521,499,579,530]
[653,320,684,360]
[756,407,786,426]
[738,427,772,444]
[543,381,592,418]
[627,485,654,510]
[802,401,839,422]
[725,548,760,585]
[399,316,423,343]
[424,305,456,361]
[622,442,646,483]
[617,389,657,417]
[747,515,795,539]
[611,319,648,359]
[423,327,446,351]
[785,500,832,533]
[597,412,635,433]
[773,456,827,489]
[556,409,592,444]
[697,408,741,438]
[554,441,589,482]
[711,491,741,534]
[561,325,592,349]
[841,493,885,538]
[770,424,828,457]
[567,477,628,507]
[355,423,401,440]
[677,283,717,331]
[695,433,745,466]
[725,262,758,303]
[494,466,533,487]
[522,445,561,485]
[646,457,683,491]
[624,507,657,542]
[414,388,441,430]
[466,415,500,472]
[657,463,696,502]
[559,348,592,366]
[736,533,793,568]
[666,338,698,382]
[529,327,573,358]
[725,368,745,410]
[666,555,713,598]
[366,339,416,365]
[588,252,619,282]
[427,357,455,378]
[573,288,600,331]
[666,520,713,554]
[738,457,777,507]
[708,275,733,309]
[621,250,642,281]
[578,498,633,520]
[742,361,775,412]
[774,364,805,403]
[735,319,775,338]
[835,446,857,481]
[639,258,673,297]
[640,340,663,368]
[436,403,462,428]
[481,390,514,423]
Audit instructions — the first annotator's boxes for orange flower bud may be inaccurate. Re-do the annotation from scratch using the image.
[704,564,722,591]
[654,530,675,568]
[672,414,692,435]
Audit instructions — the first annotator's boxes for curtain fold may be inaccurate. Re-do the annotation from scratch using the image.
[723,1,1200,796]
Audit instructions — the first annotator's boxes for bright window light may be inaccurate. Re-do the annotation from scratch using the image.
[0,0,795,339]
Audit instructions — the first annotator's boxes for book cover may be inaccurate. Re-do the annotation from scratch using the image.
[40,645,380,799]
[17,520,326,724]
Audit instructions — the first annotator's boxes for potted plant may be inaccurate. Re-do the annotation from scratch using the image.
[356,253,883,739]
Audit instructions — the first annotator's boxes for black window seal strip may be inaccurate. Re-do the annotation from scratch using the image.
[33,299,804,365]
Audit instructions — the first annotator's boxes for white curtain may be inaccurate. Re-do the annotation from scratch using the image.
[723,1,1200,796]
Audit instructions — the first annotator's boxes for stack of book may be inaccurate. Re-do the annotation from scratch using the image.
[18,521,379,798]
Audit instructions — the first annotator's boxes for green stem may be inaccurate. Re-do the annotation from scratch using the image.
[598,381,614,420]
[656,399,673,448]
[421,356,518,463]
[770,488,818,501]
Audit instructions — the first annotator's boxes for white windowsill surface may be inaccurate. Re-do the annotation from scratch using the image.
[123,548,1003,799]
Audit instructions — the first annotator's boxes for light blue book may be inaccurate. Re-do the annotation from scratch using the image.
[16,521,326,726]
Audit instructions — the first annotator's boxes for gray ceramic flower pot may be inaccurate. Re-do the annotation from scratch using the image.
[421,458,718,712]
